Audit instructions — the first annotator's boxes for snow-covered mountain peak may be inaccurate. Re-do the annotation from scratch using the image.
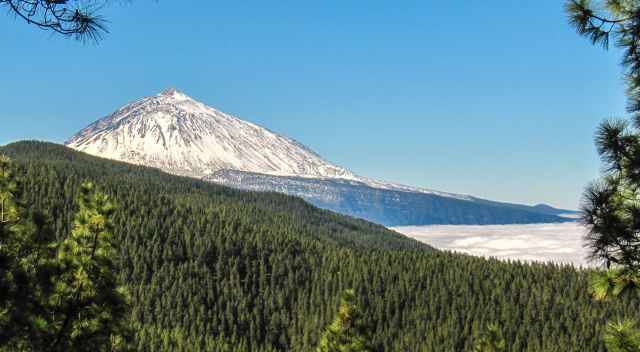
[62,88,573,226]
[66,88,477,201]
[65,89,356,180]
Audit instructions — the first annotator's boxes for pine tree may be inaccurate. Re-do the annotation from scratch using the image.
[48,181,131,352]
[0,154,57,350]
[0,155,130,351]
[0,153,27,349]
[3,140,639,351]
[604,320,640,352]
[316,289,373,352]
[0,155,18,224]
[473,324,506,352]
[566,1,640,351]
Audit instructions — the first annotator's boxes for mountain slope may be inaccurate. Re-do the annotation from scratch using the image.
[206,169,571,225]
[66,88,354,180]
[0,141,634,352]
[2,141,426,251]
[66,88,574,226]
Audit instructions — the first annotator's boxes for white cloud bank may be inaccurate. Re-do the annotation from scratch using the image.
[392,222,596,267]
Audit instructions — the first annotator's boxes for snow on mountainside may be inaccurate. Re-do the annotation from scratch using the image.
[65,88,574,226]
[66,88,472,200]
[66,88,355,180]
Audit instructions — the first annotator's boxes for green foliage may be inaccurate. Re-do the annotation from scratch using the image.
[0,155,19,224]
[566,0,640,117]
[604,320,640,352]
[48,181,131,351]
[590,268,640,351]
[592,268,640,301]
[316,290,372,352]
[2,141,640,351]
[0,155,130,351]
[566,1,640,351]
[0,154,57,350]
[473,324,506,352]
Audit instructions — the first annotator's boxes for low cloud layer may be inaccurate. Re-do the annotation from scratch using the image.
[393,222,594,267]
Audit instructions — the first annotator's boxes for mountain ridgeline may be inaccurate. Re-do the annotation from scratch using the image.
[65,88,574,226]
[0,141,636,351]
[206,170,571,226]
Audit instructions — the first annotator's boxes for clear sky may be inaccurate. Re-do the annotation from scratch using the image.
[0,1,628,209]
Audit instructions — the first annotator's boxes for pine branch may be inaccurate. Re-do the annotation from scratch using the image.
[1,0,109,42]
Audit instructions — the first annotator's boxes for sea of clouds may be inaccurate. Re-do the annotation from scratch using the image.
[392,222,595,267]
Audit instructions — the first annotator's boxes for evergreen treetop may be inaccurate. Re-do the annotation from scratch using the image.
[316,289,373,352]
[566,0,640,351]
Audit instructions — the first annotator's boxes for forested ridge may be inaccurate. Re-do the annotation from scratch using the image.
[2,141,638,351]
[206,170,572,227]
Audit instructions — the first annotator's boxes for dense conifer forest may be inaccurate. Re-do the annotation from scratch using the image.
[2,141,638,351]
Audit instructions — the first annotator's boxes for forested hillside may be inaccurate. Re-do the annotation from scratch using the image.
[2,141,637,351]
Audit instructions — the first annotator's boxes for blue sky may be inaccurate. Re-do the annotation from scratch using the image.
[0,1,628,209]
